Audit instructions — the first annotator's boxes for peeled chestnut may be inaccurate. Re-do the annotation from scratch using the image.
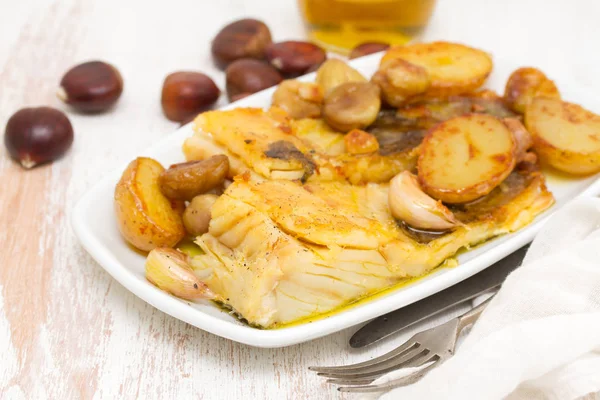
[265,41,327,77]
[323,82,381,132]
[225,59,282,101]
[211,19,272,69]
[58,61,123,113]
[271,80,323,119]
[349,42,390,59]
[161,72,220,122]
[316,59,367,96]
[371,59,430,107]
[4,107,74,169]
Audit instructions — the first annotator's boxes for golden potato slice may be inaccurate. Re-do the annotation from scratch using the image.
[504,67,560,114]
[418,114,516,203]
[380,41,493,98]
[525,97,600,175]
[115,157,186,251]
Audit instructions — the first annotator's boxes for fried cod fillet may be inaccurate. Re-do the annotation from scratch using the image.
[190,162,553,327]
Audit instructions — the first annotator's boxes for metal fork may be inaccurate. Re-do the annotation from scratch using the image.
[309,296,493,393]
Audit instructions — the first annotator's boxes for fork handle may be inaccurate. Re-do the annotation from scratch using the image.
[456,295,494,333]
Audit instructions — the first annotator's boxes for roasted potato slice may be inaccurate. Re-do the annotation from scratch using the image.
[525,97,600,174]
[380,41,493,98]
[115,157,186,251]
[418,114,516,203]
[504,67,560,114]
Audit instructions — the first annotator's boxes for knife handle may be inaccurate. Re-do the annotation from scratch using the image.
[457,295,494,332]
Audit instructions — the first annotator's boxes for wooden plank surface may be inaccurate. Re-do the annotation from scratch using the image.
[1,0,599,398]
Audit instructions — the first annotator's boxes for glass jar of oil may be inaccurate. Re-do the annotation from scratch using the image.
[298,0,437,53]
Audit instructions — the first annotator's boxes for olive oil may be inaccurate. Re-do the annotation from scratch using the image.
[272,258,458,329]
[298,0,437,53]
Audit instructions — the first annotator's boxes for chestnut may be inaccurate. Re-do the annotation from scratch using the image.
[161,72,220,122]
[315,59,366,96]
[211,18,272,69]
[265,41,326,77]
[230,93,251,102]
[349,42,390,59]
[4,107,74,169]
[371,59,430,107]
[271,80,323,119]
[58,61,123,113]
[323,82,381,132]
[225,59,282,101]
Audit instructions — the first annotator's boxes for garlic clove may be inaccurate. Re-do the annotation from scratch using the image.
[145,248,215,301]
[389,171,461,231]
[503,117,533,162]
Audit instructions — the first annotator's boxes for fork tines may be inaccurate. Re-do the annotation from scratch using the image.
[310,317,461,392]
[309,339,439,392]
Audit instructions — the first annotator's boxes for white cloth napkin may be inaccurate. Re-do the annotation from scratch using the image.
[370,197,600,400]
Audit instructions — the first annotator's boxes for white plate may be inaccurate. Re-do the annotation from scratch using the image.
[72,53,600,348]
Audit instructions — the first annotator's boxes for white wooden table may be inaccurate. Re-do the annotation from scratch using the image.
[1,0,598,398]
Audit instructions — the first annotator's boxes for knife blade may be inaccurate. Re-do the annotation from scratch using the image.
[349,245,529,348]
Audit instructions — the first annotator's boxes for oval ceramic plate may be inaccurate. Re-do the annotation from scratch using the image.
[72,53,600,347]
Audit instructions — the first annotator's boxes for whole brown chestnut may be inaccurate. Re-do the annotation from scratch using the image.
[161,72,220,122]
[230,93,251,102]
[349,42,390,59]
[225,59,282,101]
[4,107,74,169]
[58,61,123,113]
[265,41,326,77]
[211,19,272,69]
